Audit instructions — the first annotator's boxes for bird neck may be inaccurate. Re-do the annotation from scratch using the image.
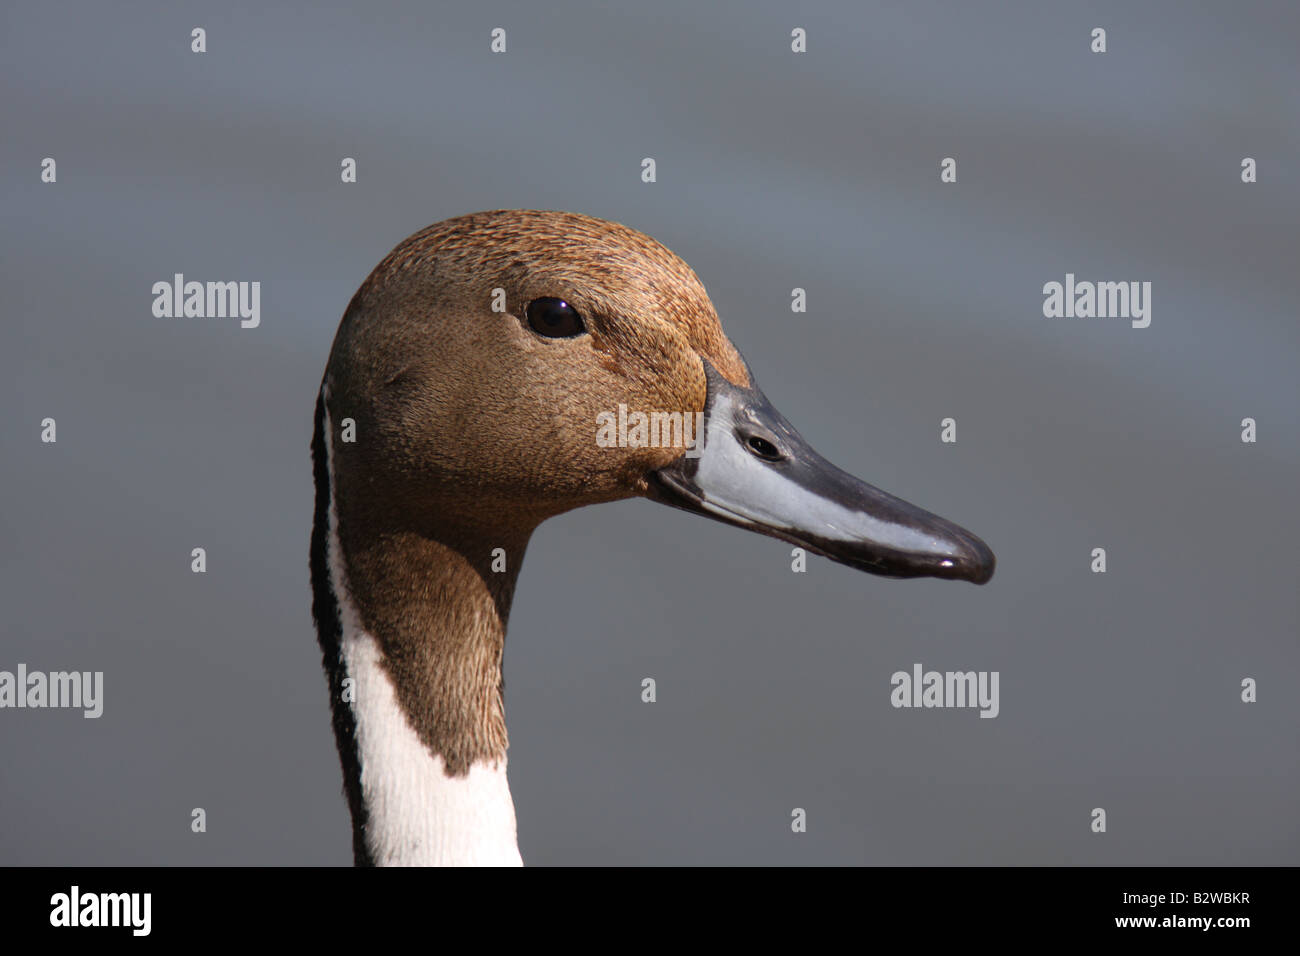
[311,393,530,865]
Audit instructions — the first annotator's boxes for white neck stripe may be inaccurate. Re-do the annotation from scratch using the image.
[323,399,523,866]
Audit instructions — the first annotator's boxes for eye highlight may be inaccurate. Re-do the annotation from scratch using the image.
[525,297,586,339]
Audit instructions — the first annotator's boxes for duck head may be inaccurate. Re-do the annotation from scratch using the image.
[315,209,994,865]
[324,209,994,584]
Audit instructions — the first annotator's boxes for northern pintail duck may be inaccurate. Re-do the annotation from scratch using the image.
[310,209,994,866]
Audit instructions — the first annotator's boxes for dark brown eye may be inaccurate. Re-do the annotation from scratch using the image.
[525,297,585,338]
[745,435,783,461]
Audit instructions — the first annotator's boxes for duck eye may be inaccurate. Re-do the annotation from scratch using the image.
[525,297,586,338]
[745,435,783,461]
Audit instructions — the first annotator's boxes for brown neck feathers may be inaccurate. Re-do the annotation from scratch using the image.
[333,505,532,776]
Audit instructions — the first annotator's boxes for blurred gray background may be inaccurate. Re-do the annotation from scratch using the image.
[1,1,1296,865]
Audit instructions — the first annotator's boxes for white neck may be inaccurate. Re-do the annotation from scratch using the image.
[323,409,523,867]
